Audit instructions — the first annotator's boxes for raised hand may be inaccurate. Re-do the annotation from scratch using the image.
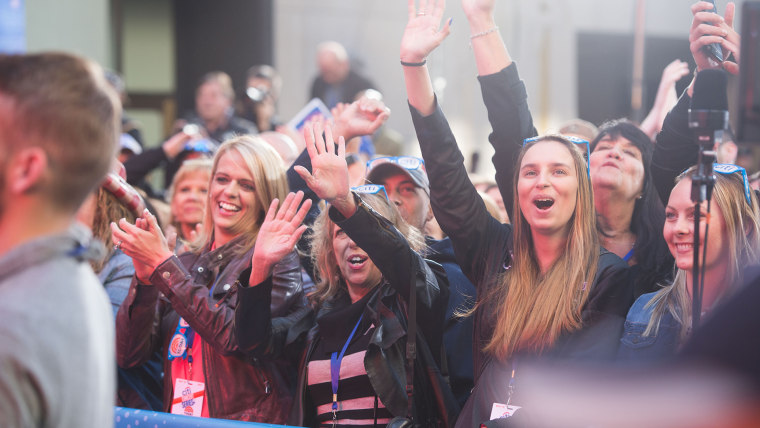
[400,0,452,64]
[661,59,691,87]
[332,96,391,141]
[249,191,312,285]
[461,0,495,21]
[294,123,350,205]
[690,1,740,74]
[110,209,173,283]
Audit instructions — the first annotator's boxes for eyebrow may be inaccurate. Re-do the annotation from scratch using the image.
[520,162,573,170]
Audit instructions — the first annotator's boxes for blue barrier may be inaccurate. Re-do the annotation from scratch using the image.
[115,407,301,428]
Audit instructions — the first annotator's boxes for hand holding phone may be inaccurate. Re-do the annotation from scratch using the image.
[702,0,724,63]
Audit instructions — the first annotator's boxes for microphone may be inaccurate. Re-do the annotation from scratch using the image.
[688,69,729,148]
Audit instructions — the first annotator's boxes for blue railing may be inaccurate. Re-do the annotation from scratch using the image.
[115,407,300,428]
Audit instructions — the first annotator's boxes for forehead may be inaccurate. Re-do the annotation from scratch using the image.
[521,140,575,166]
[215,150,252,177]
[378,171,414,186]
[668,178,697,206]
[595,136,640,153]
[198,81,223,95]
[180,170,210,184]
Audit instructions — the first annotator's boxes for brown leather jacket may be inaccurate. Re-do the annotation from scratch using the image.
[116,236,305,422]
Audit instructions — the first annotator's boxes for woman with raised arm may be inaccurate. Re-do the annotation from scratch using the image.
[111,135,310,422]
[401,0,633,425]
[236,123,456,427]
[619,164,760,361]
[652,1,741,203]
[460,0,672,297]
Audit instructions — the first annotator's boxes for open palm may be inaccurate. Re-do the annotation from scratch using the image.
[400,0,451,63]
[254,191,311,268]
[294,123,350,203]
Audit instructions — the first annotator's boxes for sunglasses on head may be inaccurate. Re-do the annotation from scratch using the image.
[713,163,752,206]
[366,156,426,173]
[522,135,591,177]
[352,184,390,203]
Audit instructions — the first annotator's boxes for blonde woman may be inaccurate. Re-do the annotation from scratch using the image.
[619,165,760,361]
[400,1,633,425]
[236,124,455,427]
[111,135,309,422]
[165,158,212,250]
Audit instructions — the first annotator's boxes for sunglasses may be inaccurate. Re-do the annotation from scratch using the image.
[523,135,591,177]
[366,156,426,174]
[352,184,390,203]
[713,163,752,206]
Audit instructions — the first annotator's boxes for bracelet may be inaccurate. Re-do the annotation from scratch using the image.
[470,26,499,40]
[400,59,427,67]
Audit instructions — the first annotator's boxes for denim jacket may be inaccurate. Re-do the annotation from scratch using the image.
[618,291,682,363]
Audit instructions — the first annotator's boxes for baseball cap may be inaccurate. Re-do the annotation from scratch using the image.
[119,133,143,155]
[365,156,429,195]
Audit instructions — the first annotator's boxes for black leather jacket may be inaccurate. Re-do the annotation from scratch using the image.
[236,196,452,426]
[116,236,304,422]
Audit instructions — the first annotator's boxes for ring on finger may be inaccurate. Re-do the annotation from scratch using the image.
[114,240,123,250]
[417,10,426,16]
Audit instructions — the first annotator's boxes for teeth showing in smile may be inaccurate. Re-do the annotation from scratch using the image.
[349,256,367,265]
[219,202,240,212]
[675,243,693,251]
[534,199,554,210]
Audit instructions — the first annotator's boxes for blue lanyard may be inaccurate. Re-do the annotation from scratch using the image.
[623,247,635,262]
[330,313,364,422]
[506,358,517,406]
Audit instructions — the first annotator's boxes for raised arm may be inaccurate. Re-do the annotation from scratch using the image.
[402,0,513,287]
[463,0,510,74]
[401,0,451,116]
[639,59,690,140]
[652,1,740,203]
[297,123,446,345]
[464,0,536,211]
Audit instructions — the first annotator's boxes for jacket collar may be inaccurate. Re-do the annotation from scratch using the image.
[0,223,103,281]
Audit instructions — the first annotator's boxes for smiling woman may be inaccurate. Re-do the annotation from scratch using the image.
[399,0,635,425]
[111,135,309,422]
[235,124,456,427]
[618,165,760,362]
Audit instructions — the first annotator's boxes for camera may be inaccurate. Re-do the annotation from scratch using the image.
[246,85,270,103]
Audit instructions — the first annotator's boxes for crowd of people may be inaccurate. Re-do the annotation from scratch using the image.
[0,0,758,427]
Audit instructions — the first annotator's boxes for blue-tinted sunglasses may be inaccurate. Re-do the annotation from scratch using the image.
[713,163,752,206]
[352,184,390,203]
[522,135,591,177]
[366,156,426,173]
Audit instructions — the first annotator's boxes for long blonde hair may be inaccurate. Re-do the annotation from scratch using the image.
[644,166,760,340]
[309,193,425,306]
[189,135,288,253]
[485,136,600,360]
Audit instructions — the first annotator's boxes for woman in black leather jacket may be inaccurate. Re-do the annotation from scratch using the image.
[111,136,308,422]
[236,124,455,427]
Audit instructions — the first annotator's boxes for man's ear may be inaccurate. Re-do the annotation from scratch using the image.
[8,148,47,195]
[425,202,434,223]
